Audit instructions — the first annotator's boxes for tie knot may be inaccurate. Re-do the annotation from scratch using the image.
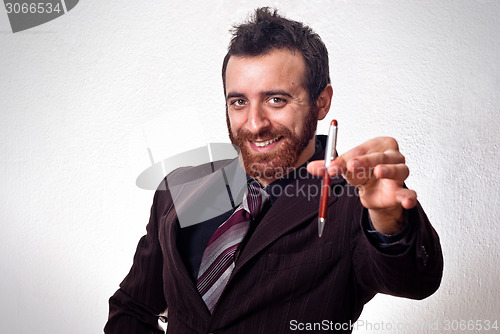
[246,180,269,218]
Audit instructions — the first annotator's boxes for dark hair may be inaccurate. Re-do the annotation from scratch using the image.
[222,7,330,105]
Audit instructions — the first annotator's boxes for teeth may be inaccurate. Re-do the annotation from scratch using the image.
[253,136,281,147]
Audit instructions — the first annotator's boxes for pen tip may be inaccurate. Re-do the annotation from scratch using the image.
[331,119,337,126]
[318,218,325,238]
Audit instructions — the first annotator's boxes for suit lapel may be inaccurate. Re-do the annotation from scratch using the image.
[162,191,213,318]
[161,158,248,318]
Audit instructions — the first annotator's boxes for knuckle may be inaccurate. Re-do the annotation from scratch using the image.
[381,151,389,163]
[402,165,410,178]
[400,153,406,164]
[383,136,399,150]
[392,150,406,163]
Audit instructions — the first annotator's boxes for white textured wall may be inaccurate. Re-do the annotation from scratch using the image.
[1,1,498,333]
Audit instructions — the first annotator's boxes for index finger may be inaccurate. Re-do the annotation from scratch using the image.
[308,157,346,178]
[329,137,400,173]
[306,160,326,176]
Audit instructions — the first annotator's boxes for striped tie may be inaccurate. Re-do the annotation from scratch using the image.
[196,181,268,313]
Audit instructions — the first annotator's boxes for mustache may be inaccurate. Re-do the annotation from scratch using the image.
[234,127,292,142]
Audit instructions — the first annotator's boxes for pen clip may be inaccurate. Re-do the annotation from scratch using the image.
[323,120,338,169]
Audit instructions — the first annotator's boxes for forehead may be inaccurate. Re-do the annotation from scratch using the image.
[225,49,307,92]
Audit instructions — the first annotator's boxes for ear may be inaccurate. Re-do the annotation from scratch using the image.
[315,84,333,120]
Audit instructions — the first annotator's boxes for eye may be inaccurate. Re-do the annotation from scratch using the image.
[230,99,247,107]
[268,97,287,106]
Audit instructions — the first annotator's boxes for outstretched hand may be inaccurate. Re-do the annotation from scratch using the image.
[307,137,417,234]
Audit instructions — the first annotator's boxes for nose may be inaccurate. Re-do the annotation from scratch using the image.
[245,103,270,135]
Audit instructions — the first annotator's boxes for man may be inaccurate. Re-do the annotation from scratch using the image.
[105,8,443,333]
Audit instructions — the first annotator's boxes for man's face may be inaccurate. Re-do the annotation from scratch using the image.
[225,49,319,185]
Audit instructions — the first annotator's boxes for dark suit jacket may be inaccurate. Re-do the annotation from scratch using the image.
[105,157,443,334]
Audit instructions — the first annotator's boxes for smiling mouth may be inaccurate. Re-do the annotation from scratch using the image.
[251,136,283,147]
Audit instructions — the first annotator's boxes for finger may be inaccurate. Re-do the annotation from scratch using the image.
[333,146,367,169]
[306,160,326,176]
[395,188,418,209]
[327,156,347,177]
[374,163,410,181]
[346,150,405,173]
[337,137,400,164]
[309,158,346,178]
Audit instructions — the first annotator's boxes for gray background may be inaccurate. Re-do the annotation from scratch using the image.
[1,0,499,333]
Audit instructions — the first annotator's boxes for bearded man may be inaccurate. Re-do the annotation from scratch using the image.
[105,7,443,334]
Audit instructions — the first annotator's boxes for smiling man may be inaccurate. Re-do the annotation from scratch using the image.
[225,48,328,185]
[105,8,443,334]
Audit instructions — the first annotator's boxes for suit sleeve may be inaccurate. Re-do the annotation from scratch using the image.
[352,200,444,300]
[104,186,169,334]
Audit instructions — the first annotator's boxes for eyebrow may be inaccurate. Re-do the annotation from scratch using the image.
[226,92,246,101]
[262,90,293,99]
[226,90,293,101]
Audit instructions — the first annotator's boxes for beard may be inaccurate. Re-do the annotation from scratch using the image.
[227,107,319,180]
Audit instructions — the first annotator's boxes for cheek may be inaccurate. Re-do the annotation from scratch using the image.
[227,112,241,133]
[265,110,290,127]
[279,110,305,133]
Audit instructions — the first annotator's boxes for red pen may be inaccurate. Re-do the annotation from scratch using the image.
[318,120,338,237]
